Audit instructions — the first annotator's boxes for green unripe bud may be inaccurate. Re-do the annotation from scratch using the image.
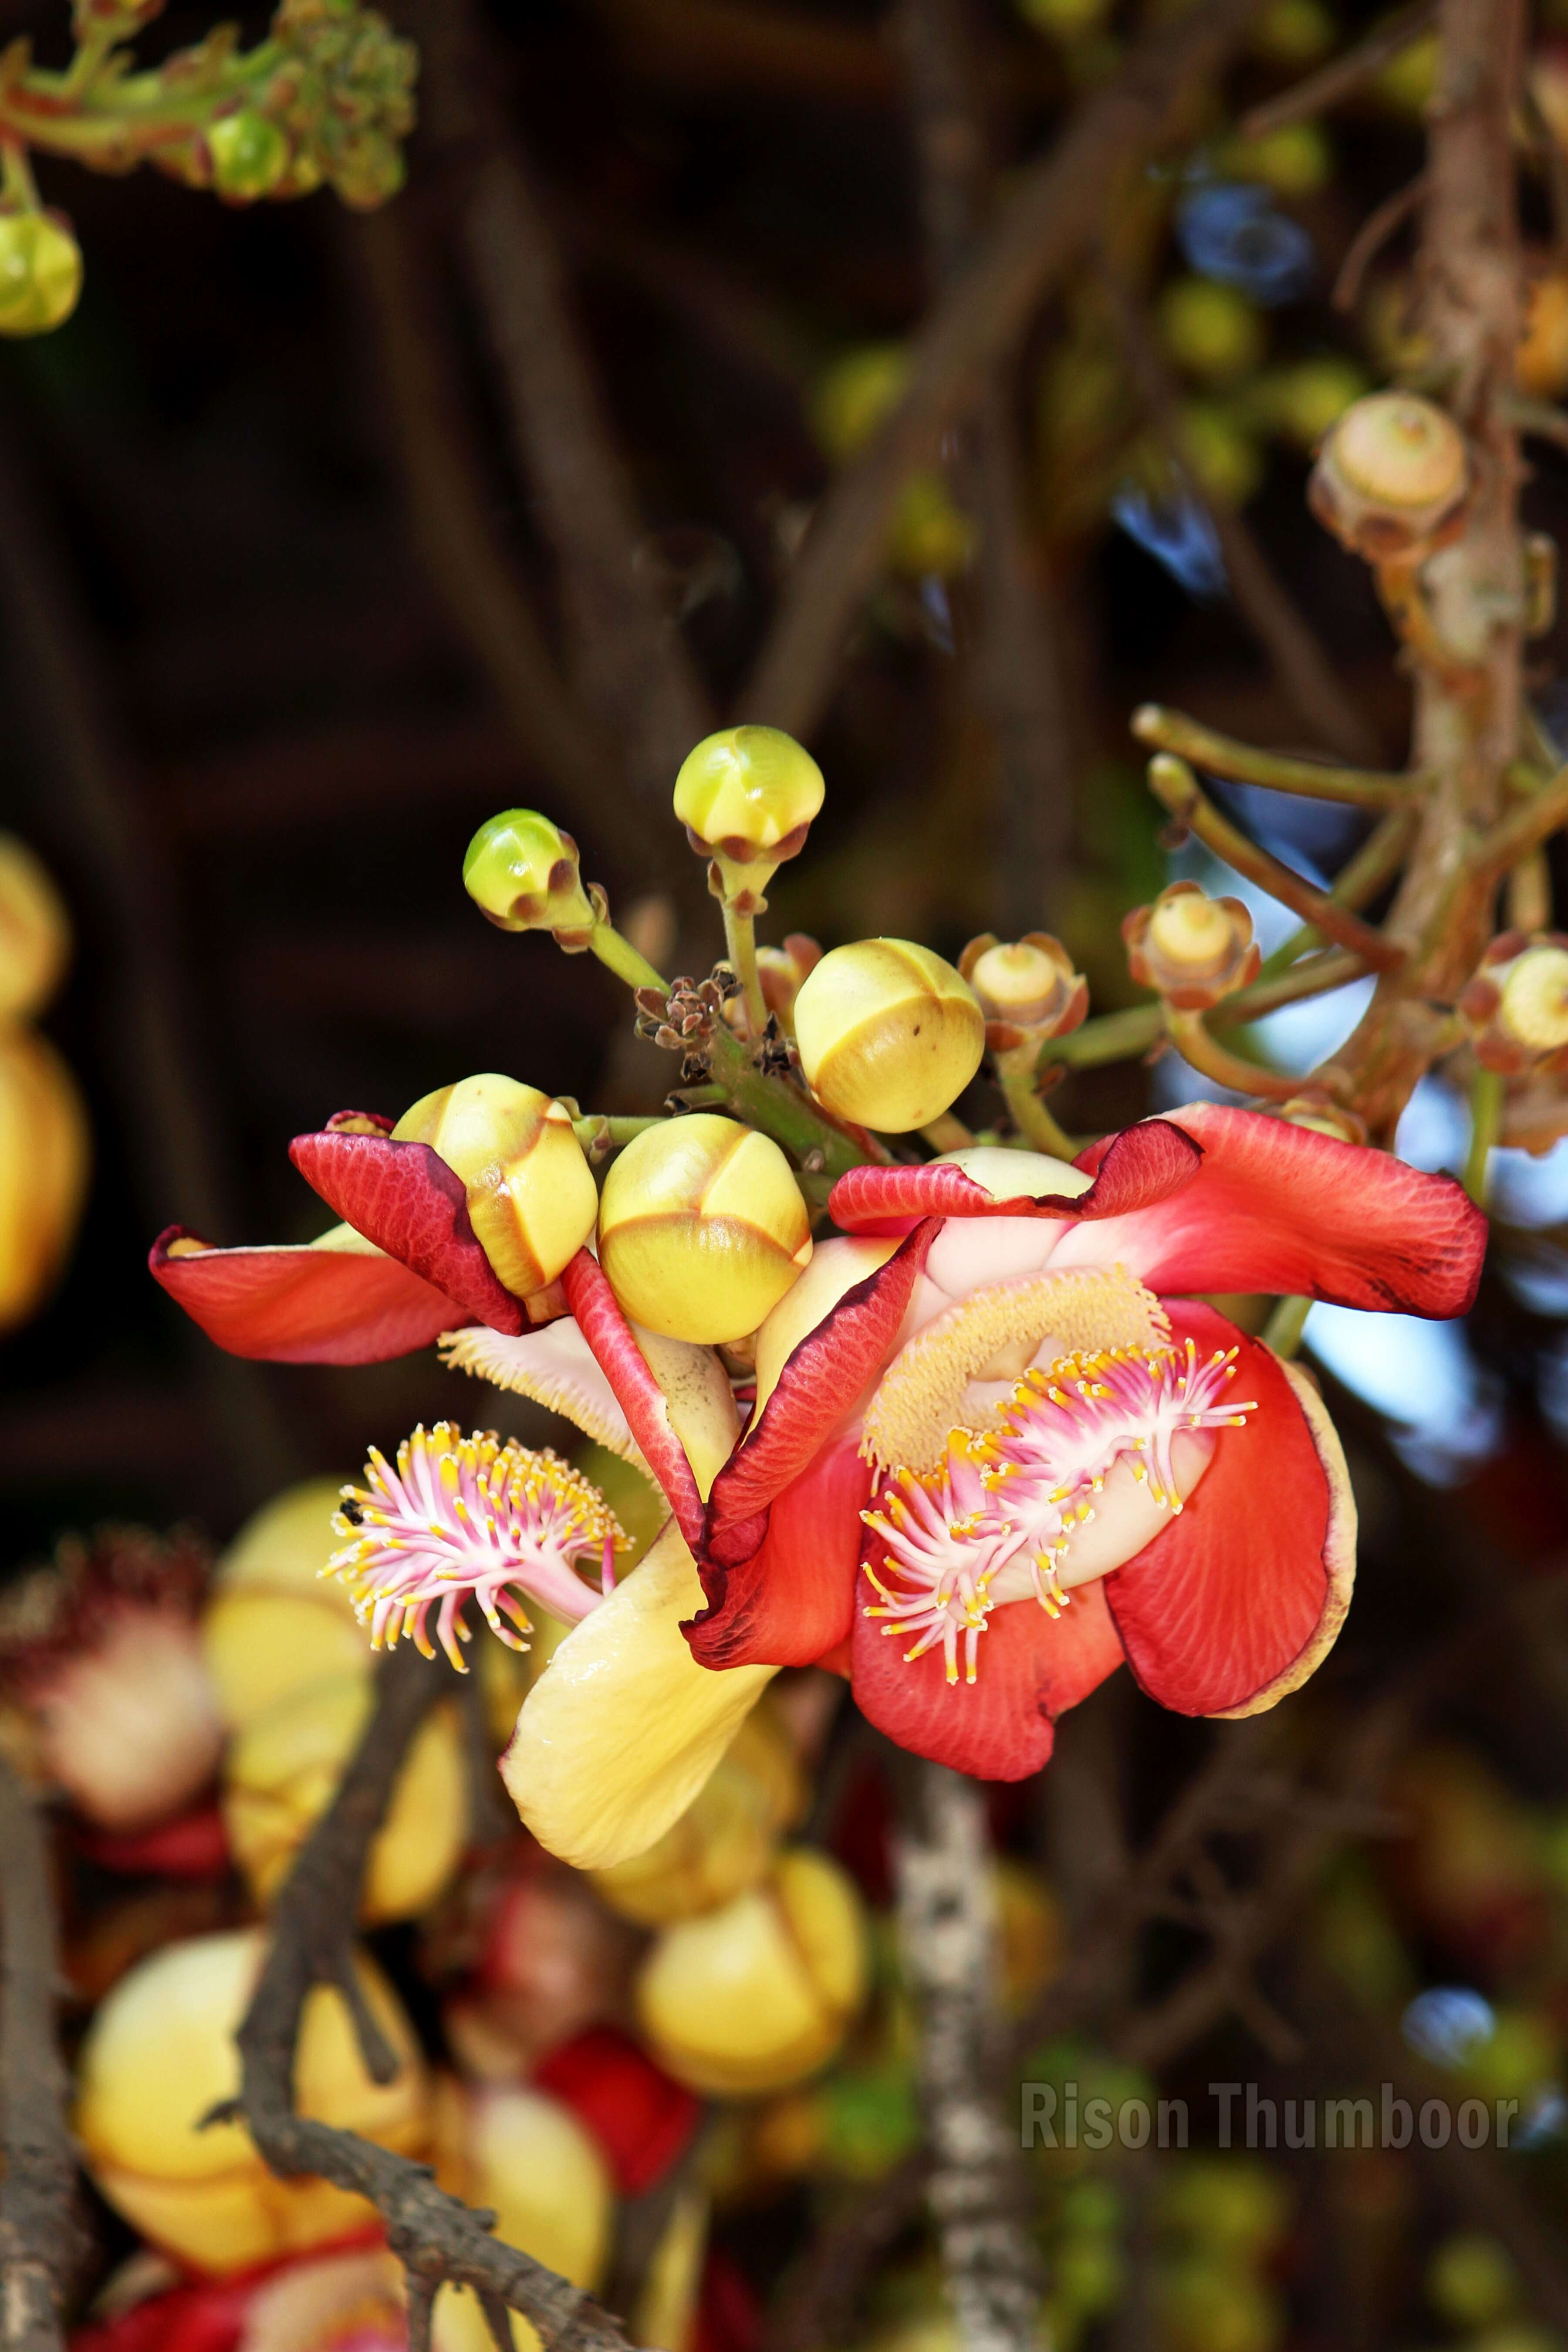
[393,1075,599,1298]
[1176,401,1264,509]
[1427,2235,1520,2331]
[463,811,599,945]
[673,727,824,909]
[207,111,291,201]
[1250,0,1335,65]
[0,213,82,339]
[1159,279,1266,385]
[811,345,909,463]
[1251,357,1368,451]
[889,471,977,580]
[794,939,985,1133]
[1220,121,1332,198]
[598,1114,812,1346]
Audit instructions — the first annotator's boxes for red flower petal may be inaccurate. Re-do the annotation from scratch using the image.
[686,1431,869,1669]
[1102,1302,1354,1716]
[703,1221,939,1567]
[828,1120,1201,1236]
[533,2025,702,2196]
[849,1560,1125,1779]
[561,1251,706,1552]
[1062,1103,1485,1316]
[290,1127,527,1334]
[149,1227,463,1364]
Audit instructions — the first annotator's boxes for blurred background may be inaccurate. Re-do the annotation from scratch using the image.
[10,2,1568,2347]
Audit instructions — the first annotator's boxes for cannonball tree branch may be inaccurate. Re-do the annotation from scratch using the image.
[233,1647,636,2352]
[1130,706,1428,810]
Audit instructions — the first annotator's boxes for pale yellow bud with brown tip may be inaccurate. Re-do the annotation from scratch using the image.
[959,932,1088,1058]
[674,727,825,910]
[75,1929,428,2274]
[1460,933,1568,1072]
[202,1479,372,1731]
[393,1075,598,1301]
[591,1701,804,1925]
[0,835,70,1021]
[1122,882,1260,1010]
[794,939,984,1132]
[636,1847,867,2096]
[222,1676,467,1924]
[1308,390,1468,561]
[598,1113,811,1345]
[433,2078,613,2352]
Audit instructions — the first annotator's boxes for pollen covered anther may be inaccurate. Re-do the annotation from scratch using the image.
[860,1339,1258,1691]
[326,1423,627,1672]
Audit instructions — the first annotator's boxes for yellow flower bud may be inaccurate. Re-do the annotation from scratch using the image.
[673,727,825,909]
[0,835,69,1021]
[591,1701,804,1925]
[393,1075,599,1300]
[223,1676,467,1924]
[463,811,599,945]
[794,939,985,1132]
[1308,391,1468,562]
[1519,266,1568,400]
[206,110,291,201]
[1122,883,1260,1010]
[433,2078,614,2352]
[1159,278,1266,385]
[598,1113,811,1345]
[959,932,1088,1058]
[75,1928,428,2273]
[0,211,82,338]
[0,1026,88,1331]
[635,1847,868,2095]
[202,1480,372,1732]
[1460,933,1568,1071]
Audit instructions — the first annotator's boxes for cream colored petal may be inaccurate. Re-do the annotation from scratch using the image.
[500,1521,775,1869]
[753,1234,901,1416]
[439,1321,644,1468]
[629,1323,740,1498]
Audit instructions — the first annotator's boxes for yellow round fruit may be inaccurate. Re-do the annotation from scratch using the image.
[0,1025,88,1330]
[597,1113,811,1345]
[793,939,984,1132]
[0,835,70,1021]
[591,1703,803,1925]
[433,2078,614,2352]
[393,1075,598,1301]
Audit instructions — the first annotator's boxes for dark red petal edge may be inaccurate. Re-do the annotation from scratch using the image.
[290,1127,525,1335]
[685,1432,870,1669]
[149,1227,463,1364]
[561,1250,707,1552]
[827,1119,1202,1236]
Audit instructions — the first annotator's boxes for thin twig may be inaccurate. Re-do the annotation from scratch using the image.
[1131,706,1424,808]
[1238,0,1437,140]
[740,0,1269,739]
[1332,171,1429,314]
[0,1760,89,2352]
[236,1649,636,2352]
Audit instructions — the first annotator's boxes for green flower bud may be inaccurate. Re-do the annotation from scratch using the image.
[793,939,985,1132]
[673,727,824,909]
[0,213,82,339]
[1159,279,1266,385]
[207,111,291,201]
[463,810,599,945]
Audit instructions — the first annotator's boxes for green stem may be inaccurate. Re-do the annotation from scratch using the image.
[921,1112,973,1152]
[587,919,669,996]
[1042,950,1365,1078]
[722,900,768,1039]
[1464,1065,1505,1206]
[1132,705,1425,808]
[705,1022,885,1179]
[571,1114,663,1160]
[1165,1007,1304,1102]
[0,39,288,162]
[1261,1294,1312,1358]
[998,1064,1078,1158]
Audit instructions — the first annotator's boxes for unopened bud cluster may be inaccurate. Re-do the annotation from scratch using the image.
[1123,882,1261,1009]
[1460,933,1568,1073]
[1308,391,1469,563]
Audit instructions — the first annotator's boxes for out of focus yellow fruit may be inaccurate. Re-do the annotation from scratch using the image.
[636,1847,868,2095]
[75,1928,428,2274]
[1176,402,1264,507]
[794,939,984,1133]
[0,211,82,337]
[0,835,70,1021]
[995,1859,1061,2017]
[222,1675,467,1923]
[203,1479,371,1731]
[0,1026,87,1330]
[1159,279,1266,384]
[433,2078,613,2352]
[591,1702,803,1926]
[1518,269,1568,399]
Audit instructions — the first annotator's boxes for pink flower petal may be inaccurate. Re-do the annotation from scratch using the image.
[849,1560,1125,1779]
[828,1120,1202,1236]
[1054,1103,1485,1315]
[290,1126,526,1334]
[686,1431,869,1669]
[1102,1302,1354,1715]
[562,1251,707,1552]
[149,1226,463,1363]
[703,1221,939,1569]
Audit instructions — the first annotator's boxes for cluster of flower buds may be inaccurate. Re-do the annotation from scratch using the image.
[1459,932,1568,1073]
[1122,880,1261,1008]
[793,936,985,1131]
[1308,390,1469,563]
[960,931,1089,1068]
[673,725,825,913]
